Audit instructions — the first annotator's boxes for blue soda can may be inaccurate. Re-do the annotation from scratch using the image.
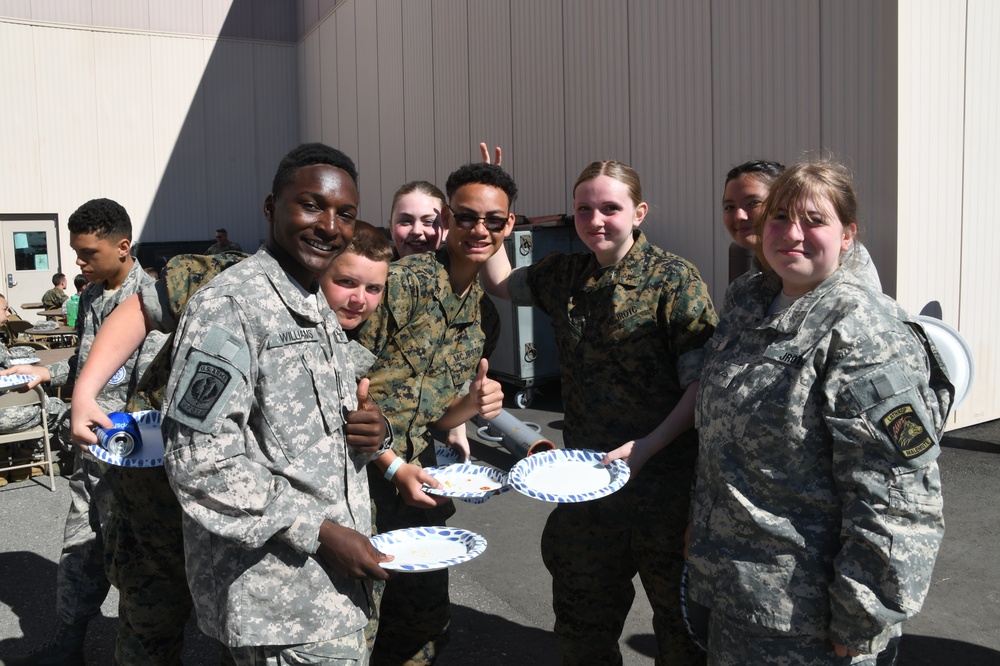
[95,412,142,457]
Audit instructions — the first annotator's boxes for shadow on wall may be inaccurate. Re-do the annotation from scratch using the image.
[139,2,298,256]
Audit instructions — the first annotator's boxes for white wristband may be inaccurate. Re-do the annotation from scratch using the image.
[383,457,404,481]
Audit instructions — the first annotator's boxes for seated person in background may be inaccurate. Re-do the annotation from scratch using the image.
[73,274,87,295]
[42,272,69,309]
[206,227,242,254]
[0,292,68,485]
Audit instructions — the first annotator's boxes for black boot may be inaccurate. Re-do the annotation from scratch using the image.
[0,620,88,665]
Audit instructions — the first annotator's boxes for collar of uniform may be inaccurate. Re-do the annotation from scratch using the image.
[257,246,325,325]
[752,268,854,334]
[579,228,648,291]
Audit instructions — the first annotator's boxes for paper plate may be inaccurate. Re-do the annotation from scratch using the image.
[915,315,975,408]
[88,410,165,468]
[509,448,630,503]
[370,526,487,571]
[434,444,463,466]
[422,464,510,504]
[0,374,34,393]
[17,357,41,365]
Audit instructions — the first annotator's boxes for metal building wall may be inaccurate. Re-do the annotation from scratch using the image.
[0,9,299,266]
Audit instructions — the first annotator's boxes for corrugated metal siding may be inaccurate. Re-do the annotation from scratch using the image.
[334,1,360,183]
[562,1,630,175]
[820,0,898,297]
[318,15,340,147]
[509,0,565,216]
[34,25,101,214]
[201,40,261,244]
[401,0,437,183]
[468,0,513,193]
[709,0,822,301]
[300,25,323,141]
[896,1,965,320]
[254,43,299,241]
[93,31,157,227]
[0,1,298,41]
[629,0,714,281]
[1,21,44,210]
[376,0,405,227]
[150,0,204,36]
[958,0,999,426]
[93,0,149,32]
[149,36,209,241]
[355,0,382,218]
[431,0,471,191]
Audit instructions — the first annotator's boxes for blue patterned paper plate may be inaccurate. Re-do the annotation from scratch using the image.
[509,448,630,503]
[370,526,487,571]
[0,374,34,393]
[434,444,463,466]
[422,464,510,504]
[89,410,165,468]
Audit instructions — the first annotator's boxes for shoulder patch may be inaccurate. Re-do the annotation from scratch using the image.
[178,361,232,420]
[881,404,934,459]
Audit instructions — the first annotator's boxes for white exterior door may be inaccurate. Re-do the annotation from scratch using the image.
[0,217,61,314]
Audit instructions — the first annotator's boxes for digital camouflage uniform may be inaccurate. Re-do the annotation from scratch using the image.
[161,247,375,657]
[101,252,247,665]
[45,260,162,628]
[41,286,69,310]
[507,229,717,666]
[690,268,951,665]
[0,346,68,482]
[206,240,243,255]
[356,249,500,666]
[0,345,67,437]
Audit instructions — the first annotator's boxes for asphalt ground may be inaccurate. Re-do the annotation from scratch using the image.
[1,384,998,665]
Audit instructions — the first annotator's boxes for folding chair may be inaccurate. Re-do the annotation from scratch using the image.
[0,385,57,491]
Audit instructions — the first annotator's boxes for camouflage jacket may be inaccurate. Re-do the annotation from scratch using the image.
[161,247,372,647]
[130,252,249,412]
[689,268,951,653]
[0,345,41,432]
[357,248,500,466]
[47,260,164,415]
[507,230,717,467]
[41,287,68,310]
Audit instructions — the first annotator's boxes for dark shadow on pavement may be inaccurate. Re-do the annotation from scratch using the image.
[899,634,1000,665]
[623,632,658,659]
[0,551,222,664]
[939,436,1000,455]
[440,604,560,665]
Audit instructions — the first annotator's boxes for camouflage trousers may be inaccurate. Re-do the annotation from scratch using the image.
[56,451,112,625]
[229,628,367,666]
[102,465,193,665]
[706,611,878,666]
[365,472,454,666]
[540,458,705,666]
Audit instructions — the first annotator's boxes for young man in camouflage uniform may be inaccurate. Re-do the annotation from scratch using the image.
[74,144,388,663]
[2,198,164,666]
[355,162,512,665]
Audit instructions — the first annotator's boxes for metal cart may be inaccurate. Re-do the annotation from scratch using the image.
[487,218,581,408]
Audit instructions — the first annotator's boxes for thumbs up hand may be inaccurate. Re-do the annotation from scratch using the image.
[345,378,389,455]
[470,359,504,419]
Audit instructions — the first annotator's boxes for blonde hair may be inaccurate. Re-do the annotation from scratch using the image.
[753,160,859,271]
[573,160,643,207]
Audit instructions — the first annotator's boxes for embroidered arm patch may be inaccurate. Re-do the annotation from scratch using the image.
[170,324,250,433]
[881,404,934,459]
